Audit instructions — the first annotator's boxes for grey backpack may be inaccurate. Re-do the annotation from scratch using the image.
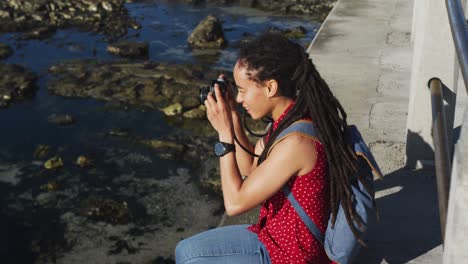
[274,121,382,264]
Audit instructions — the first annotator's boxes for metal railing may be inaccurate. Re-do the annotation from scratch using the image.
[430,0,467,245]
[446,0,468,89]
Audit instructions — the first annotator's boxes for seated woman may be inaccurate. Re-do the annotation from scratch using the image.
[175,33,360,264]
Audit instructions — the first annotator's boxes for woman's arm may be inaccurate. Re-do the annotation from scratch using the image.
[204,84,316,216]
[219,134,317,216]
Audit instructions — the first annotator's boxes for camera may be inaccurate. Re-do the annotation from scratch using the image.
[199,78,228,104]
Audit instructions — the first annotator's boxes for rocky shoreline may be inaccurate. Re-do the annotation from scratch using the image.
[0,0,140,39]
[179,0,336,20]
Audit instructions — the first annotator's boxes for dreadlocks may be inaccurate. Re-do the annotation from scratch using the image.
[238,33,370,244]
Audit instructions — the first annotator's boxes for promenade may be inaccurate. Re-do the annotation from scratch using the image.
[221,0,446,263]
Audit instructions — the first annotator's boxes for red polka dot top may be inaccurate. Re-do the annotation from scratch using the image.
[248,102,335,264]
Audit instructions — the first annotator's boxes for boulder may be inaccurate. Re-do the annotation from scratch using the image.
[161,103,183,116]
[0,63,38,109]
[47,114,75,126]
[106,41,149,58]
[187,15,226,49]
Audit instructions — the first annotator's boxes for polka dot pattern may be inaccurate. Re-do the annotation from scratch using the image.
[248,103,335,264]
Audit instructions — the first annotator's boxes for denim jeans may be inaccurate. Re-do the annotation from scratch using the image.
[175,224,271,264]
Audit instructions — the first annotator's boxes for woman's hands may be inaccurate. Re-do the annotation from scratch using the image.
[204,74,236,143]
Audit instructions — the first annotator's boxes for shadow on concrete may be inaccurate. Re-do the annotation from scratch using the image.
[405,130,435,168]
[356,132,442,264]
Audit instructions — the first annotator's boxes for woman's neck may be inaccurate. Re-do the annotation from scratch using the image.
[271,98,294,121]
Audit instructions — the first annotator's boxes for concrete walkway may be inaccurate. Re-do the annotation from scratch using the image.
[308,0,442,263]
[221,0,444,263]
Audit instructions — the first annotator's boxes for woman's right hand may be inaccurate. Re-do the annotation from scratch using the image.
[218,74,239,121]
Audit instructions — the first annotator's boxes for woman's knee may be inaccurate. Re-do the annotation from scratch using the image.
[175,238,191,264]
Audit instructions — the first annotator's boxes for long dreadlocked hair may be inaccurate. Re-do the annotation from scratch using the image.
[238,33,372,245]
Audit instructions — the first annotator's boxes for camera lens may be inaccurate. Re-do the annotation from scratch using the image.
[199,86,210,105]
[199,78,228,105]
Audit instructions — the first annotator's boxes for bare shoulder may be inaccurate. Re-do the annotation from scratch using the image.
[268,133,318,175]
[270,132,318,155]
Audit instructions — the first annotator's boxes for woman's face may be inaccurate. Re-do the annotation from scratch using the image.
[233,60,271,120]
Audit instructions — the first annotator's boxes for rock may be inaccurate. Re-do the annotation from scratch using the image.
[188,15,226,49]
[256,0,335,20]
[21,26,56,39]
[0,10,10,19]
[180,0,336,20]
[182,97,201,110]
[0,43,12,59]
[0,0,141,39]
[44,156,64,170]
[139,138,186,160]
[101,1,113,12]
[47,113,75,126]
[161,103,182,116]
[266,26,307,39]
[0,63,38,109]
[283,26,307,39]
[106,41,149,58]
[47,59,226,124]
[141,139,185,151]
[2,94,11,101]
[108,128,130,137]
[40,182,59,192]
[183,106,206,119]
[81,196,132,224]
[33,144,50,159]
[76,155,92,168]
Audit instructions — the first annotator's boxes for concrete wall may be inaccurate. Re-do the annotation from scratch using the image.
[406,0,459,167]
[409,0,468,262]
[443,106,468,263]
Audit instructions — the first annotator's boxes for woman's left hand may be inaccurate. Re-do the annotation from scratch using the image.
[204,84,234,143]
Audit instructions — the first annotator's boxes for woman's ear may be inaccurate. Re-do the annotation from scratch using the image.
[265,79,279,98]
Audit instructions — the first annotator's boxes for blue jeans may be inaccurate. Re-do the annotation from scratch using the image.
[175,224,271,264]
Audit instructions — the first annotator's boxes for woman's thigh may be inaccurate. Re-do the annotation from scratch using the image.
[175,224,270,264]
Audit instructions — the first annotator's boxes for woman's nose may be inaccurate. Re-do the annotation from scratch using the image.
[235,92,242,104]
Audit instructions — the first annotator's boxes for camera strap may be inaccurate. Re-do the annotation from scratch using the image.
[233,114,273,158]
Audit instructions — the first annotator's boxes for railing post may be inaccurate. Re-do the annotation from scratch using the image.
[429,78,453,242]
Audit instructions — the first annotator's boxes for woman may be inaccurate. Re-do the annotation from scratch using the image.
[175,33,360,264]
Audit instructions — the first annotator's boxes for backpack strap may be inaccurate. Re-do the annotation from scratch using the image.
[283,184,325,245]
[273,121,326,245]
[267,120,321,157]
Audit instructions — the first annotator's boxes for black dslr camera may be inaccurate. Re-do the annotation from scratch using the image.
[199,78,228,104]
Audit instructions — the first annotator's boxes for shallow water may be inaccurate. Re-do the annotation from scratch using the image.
[0,1,320,262]
[0,1,319,159]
